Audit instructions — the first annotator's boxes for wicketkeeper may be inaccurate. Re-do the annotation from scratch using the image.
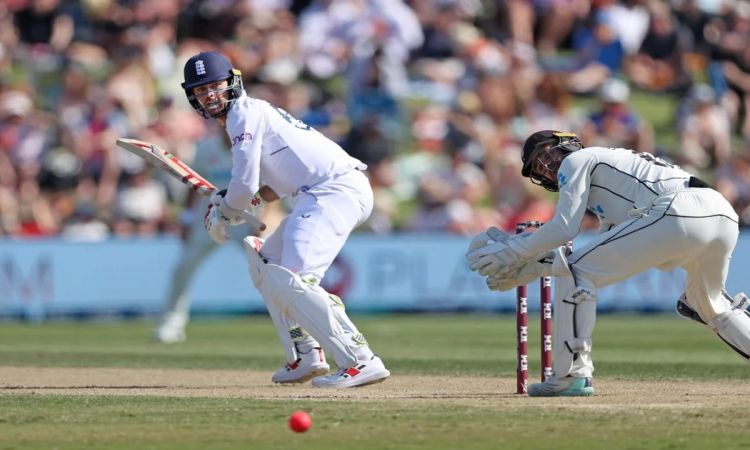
[467,130,750,397]
[180,50,390,388]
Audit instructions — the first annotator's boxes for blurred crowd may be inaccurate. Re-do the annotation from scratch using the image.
[3,0,750,241]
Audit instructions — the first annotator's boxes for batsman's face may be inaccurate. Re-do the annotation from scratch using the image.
[193,80,230,116]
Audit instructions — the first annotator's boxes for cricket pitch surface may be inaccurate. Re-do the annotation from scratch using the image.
[1,366,746,409]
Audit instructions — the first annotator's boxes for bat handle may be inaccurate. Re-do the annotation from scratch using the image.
[204,187,266,231]
[243,210,267,231]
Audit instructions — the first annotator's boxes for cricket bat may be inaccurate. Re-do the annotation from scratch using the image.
[116,138,266,231]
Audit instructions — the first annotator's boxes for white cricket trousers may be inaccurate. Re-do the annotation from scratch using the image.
[569,187,740,322]
[260,169,373,280]
[248,169,374,365]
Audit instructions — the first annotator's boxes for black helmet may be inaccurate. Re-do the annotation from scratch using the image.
[521,130,582,191]
[181,51,244,119]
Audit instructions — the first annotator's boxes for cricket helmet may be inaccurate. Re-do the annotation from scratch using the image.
[521,130,582,191]
[182,51,244,119]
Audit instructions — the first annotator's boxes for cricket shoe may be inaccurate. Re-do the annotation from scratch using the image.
[153,313,187,344]
[311,355,390,388]
[528,376,594,397]
[676,291,750,325]
[730,291,750,310]
[675,294,706,325]
[272,347,330,384]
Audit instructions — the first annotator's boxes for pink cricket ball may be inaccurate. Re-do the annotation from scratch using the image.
[288,410,312,433]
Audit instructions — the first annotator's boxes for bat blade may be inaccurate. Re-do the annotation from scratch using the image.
[116,138,215,194]
[115,137,266,231]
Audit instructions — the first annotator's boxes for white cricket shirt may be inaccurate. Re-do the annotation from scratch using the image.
[221,92,365,211]
[516,146,694,256]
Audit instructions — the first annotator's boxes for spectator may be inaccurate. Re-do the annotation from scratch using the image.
[515,72,584,140]
[15,176,58,237]
[624,3,692,93]
[721,45,750,141]
[563,9,626,94]
[534,0,591,54]
[715,150,750,226]
[677,83,732,172]
[343,118,398,233]
[0,90,48,175]
[600,0,650,56]
[405,161,497,234]
[299,0,422,79]
[346,46,402,133]
[37,140,83,229]
[107,46,156,130]
[1,0,749,236]
[411,0,463,59]
[13,0,74,52]
[673,0,713,56]
[701,3,748,140]
[500,181,556,232]
[580,78,654,152]
[60,203,109,241]
[113,167,169,237]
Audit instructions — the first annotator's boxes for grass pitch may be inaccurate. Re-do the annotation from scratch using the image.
[0,314,748,449]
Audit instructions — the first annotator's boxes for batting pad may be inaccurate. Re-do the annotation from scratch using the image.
[710,309,750,361]
[242,237,302,362]
[243,237,365,368]
[553,271,596,379]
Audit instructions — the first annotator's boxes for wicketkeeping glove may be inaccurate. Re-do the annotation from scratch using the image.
[466,234,531,277]
[467,226,511,253]
[485,251,556,291]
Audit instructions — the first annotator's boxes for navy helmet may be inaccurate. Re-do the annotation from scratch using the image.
[521,130,582,191]
[181,51,244,118]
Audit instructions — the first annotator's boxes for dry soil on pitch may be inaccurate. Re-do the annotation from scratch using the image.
[0,366,747,409]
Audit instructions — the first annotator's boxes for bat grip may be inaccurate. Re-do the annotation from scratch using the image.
[206,187,266,231]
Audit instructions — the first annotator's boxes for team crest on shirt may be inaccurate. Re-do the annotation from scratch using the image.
[232,132,253,146]
[558,172,568,188]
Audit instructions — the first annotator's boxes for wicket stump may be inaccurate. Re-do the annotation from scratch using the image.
[515,221,553,394]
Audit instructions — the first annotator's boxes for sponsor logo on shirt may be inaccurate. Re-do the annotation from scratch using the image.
[232,132,253,146]
[558,172,568,188]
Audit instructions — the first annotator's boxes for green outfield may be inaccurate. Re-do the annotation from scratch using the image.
[0,313,748,449]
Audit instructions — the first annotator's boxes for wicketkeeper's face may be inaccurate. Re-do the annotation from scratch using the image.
[193,80,231,116]
[531,145,565,185]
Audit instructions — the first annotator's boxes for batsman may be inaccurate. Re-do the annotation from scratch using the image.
[180,51,390,388]
[467,130,750,397]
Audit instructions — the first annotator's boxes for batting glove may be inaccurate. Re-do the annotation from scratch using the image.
[203,203,230,244]
[212,188,264,223]
[210,188,227,206]
[209,189,248,226]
